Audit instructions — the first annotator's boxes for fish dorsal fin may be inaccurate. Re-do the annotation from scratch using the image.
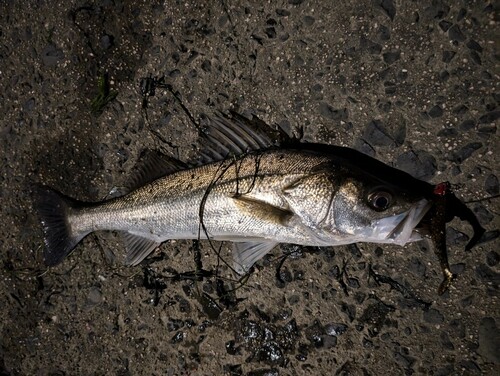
[233,241,279,275]
[122,150,188,194]
[122,232,161,266]
[197,112,291,163]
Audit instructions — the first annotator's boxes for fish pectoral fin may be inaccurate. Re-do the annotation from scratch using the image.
[232,195,293,225]
[232,241,279,275]
[121,232,162,266]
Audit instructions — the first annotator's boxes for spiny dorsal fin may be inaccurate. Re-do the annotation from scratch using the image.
[122,150,188,194]
[197,112,292,164]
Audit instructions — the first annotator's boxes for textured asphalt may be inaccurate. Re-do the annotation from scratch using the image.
[0,1,498,375]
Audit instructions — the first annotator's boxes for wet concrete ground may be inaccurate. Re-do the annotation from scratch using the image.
[1,0,499,375]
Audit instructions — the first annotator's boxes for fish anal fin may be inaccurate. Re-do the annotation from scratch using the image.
[232,195,293,225]
[233,241,279,274]
[121,232,161,266]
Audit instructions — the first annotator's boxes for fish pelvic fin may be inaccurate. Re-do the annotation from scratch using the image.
[233,241,279,275]
[34,185,89,266]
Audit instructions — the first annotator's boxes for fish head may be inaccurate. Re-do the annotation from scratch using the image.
[327,175,432,246]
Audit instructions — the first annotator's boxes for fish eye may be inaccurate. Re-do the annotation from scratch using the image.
[368,191,393,211]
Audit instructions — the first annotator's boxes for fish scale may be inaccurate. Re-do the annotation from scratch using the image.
[71,150,329,244]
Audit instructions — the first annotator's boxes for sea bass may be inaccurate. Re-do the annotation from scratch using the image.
[35,113,485,293]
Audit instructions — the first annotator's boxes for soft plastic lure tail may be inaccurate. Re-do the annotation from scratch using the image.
[428,182,486,294]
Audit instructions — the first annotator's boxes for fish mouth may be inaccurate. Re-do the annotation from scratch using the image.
[371,199,433,245]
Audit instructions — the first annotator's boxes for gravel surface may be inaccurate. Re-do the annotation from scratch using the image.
[1,1,499,375]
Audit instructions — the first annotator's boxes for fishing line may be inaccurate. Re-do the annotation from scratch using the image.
[197,158,240,274]
[464,193,500,204]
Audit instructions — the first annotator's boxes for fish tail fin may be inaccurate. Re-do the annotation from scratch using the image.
[34,185,87,266]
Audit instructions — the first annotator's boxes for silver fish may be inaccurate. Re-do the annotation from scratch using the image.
[35,113,485,291]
